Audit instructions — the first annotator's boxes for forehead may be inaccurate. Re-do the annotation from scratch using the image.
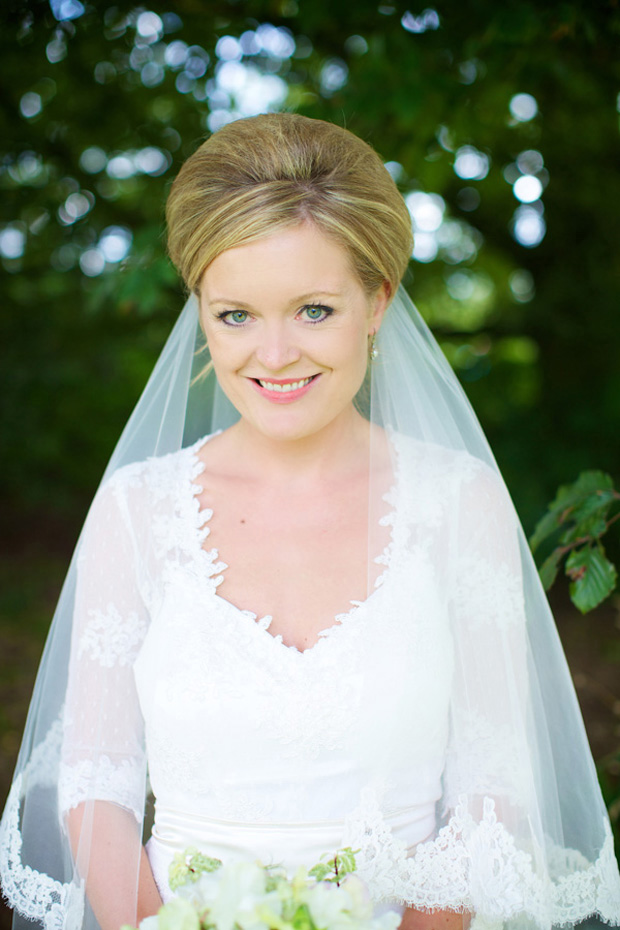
[201,224,362,302]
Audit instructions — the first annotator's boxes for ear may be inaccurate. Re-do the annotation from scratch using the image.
[368,280,391,333]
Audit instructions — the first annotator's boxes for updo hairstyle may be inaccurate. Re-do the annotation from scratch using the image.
[166,113,413,297]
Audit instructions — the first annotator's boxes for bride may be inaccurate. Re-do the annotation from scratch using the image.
[1,113,619,930]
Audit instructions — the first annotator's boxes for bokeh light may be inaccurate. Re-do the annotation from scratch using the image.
[320,59,348,94]
[512,205,546,247]
[46,32,67,63]
[453,146,489,181]
[517,150,544,175]
[20,93,42,119]
[136,12,163,42]
[58,191,94,225]
[50,0,85,22]
[80,147,107,174]
[401,9,440,33]
[0,225,26,259]
[406,192,445,232]
[407,192,444,263]
[384,161,405,182]
[99,226,132,262]
[509,93,538,122]
[509,269,536,303]
[513,175,543,203]
[79,249,105,276]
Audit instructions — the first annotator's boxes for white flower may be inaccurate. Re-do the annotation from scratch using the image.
[157,897,200,930]
[138,917,160,930]
[207,861,268,930]
[340,876,373,921]
[306,882,355,930]
[133,848,402,930]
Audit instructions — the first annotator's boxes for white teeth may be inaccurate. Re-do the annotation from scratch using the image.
[258,377,313,393]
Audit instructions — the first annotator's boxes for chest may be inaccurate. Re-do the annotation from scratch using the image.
[193,476,391,650]
[137,547,454,770]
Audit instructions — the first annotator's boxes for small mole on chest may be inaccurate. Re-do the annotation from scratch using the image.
[240,519,246,524]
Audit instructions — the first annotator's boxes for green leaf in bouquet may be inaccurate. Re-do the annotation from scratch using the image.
[566,544,618,613]
[291,903,314,930]
[333,848,357,879]
[308,862,333,883]
[169,847,222,891]
[308,848,358,885]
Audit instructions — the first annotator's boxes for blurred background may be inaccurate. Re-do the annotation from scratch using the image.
[1,0,620,925]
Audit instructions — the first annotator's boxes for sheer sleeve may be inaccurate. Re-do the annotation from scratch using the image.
[444,462,533,821]
[59,471,150,823]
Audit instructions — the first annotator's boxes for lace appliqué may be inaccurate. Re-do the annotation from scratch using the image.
[344,791,620,926]
[454,552,525,632]
[58,755,145,821]
[443,709,532,810]
[78,603,147,668]
[0,722,85,930]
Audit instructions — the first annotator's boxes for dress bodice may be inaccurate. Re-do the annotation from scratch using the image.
[125,435,455,896]
[60,432,552,910]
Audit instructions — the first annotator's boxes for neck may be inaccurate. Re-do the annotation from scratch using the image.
[226,406,370,486]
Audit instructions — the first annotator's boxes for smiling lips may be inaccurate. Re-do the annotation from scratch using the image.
[251,374,320,403]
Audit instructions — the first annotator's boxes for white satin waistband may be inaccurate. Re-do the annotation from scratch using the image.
[147,804,435,902]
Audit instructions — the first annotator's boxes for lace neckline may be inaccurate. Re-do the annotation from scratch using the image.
[184,432,402,656]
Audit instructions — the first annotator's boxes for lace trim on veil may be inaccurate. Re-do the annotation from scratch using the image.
[344,789,620,927]
[0,721,85,930]
[3,727,619,930]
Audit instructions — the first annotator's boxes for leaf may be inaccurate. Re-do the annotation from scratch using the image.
[561,513,608,545]
[551,471,614,512]
[291,904,313,930]
[334,848,357,877]
[308,863,332,882]
[570,488,616,523]
[529,508,563,554]
[308,847,358,884]
[539,549,562,590]
[565,545,618,613]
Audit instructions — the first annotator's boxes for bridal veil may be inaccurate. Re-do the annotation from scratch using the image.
[1,113,620,930]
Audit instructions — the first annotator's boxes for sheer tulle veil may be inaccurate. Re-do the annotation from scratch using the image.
[1,284,620,930]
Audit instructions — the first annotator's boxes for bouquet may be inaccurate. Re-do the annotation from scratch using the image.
[125,847,401,930]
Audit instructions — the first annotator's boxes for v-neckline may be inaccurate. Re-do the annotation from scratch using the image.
[184,432,401,656]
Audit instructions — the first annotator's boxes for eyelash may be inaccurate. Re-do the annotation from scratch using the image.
[216,305,334,327]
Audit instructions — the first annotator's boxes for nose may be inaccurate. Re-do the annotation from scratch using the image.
[254,321,302,371]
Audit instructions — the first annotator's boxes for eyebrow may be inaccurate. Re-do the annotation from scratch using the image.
[206,291,344,309]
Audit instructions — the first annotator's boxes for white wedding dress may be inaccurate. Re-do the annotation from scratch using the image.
[58,432,620,923]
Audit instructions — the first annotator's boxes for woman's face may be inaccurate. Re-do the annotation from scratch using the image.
[199,223,388,443]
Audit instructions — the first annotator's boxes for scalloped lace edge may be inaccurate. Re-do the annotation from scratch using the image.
[345,793,620,927]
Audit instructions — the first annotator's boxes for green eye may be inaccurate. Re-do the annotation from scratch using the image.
[303,305,330,322]
[228,310,248,324]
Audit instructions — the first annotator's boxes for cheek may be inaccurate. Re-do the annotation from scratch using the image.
[206,332,249,371]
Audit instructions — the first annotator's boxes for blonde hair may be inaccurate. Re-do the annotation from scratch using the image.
[166,113,412,296]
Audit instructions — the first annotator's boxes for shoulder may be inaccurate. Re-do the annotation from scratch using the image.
[88,435,213,530]
[392,432,492,487]
[105,436,209,499]
[391,433,512,525]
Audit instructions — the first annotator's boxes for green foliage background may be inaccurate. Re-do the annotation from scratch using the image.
[1,0,620,909]
[2,0,620,527]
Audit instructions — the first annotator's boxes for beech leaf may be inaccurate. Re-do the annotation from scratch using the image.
[565,545,618,614]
